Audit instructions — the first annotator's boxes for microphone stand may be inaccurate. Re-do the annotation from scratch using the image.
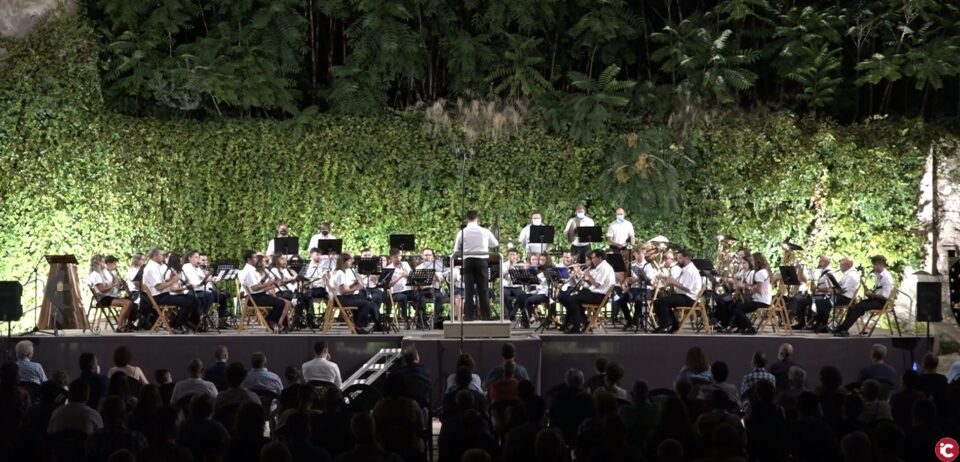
[455,147,473,354]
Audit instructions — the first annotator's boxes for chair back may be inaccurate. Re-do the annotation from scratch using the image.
[342,383,382,413]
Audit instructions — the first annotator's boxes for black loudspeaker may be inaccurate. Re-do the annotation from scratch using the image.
[916,281,942,322]
[0,281,23,322]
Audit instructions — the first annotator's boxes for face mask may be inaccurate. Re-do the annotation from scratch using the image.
[616,215,625,223]
[576,212,585,219]
[532,219,542,226]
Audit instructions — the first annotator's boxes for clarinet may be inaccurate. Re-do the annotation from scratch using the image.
[350,266,372,301]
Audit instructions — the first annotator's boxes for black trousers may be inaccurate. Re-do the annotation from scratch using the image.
[714,294,735,327]
[558,289,605,329]
[837,297,885,331]
[504,287,526,319]
[298,287,328,323]
[338,294,375,327]
[730,300,769,329]
[654,294,695,329]
[817,295,851,325]
[523,293,549,316]
[790,295,812,325]
[250,293,286,323]
[195,290,228,318]
[415,288,444,317]
[154,293,200,328]
[463,258,490,321]
[389,290,414,318]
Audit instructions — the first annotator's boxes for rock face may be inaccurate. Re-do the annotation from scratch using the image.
[0,0,74,38]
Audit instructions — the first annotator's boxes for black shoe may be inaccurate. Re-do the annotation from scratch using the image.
[652,325,673,334]
[740,327,758,335]
[833,329,850,337]
[791,323,806,330]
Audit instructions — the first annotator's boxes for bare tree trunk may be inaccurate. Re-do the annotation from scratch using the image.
[932,143,939,275]
[309,0,317,87]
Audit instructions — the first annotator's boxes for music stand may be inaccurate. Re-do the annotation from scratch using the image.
[779,266,801,286]
[605,252,626,273]
[273,237,299,256]
[357,257,381,275]
[408,269,437,329]
[575,226,602,264]
[509,267,538,286]
[317,239,343,256]
[529,225,555,252]
[693,259,716,277]
[374,269,396,290]
[389,234,416,252]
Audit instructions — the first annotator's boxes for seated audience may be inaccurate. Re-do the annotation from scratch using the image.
[170,359,218,404]
[15,340,47,385]
[202,345,230,391]
[484,343,530,388]
[242,352,283,396]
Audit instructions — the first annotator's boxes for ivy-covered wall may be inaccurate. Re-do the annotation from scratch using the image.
[0,13,944,317]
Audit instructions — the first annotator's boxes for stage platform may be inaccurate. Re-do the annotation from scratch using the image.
[5,326,929,404]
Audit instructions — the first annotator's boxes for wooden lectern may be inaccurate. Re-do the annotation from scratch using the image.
[38,255,89,330]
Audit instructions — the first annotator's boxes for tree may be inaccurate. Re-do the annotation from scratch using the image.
[553,64,637,145]
[486,34,551,102]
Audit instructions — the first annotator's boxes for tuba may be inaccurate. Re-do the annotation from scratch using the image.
[713,234,738,294]
[780,240,804,297]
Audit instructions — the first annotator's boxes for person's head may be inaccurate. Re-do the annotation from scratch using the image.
[389,248,402,264]
[251,352,267,369]
[843,393,864,420]
[677,249,693,266]
[921,352,938,373]
[154,369,171,384]
[189,394,215,420]
[527,252,539,265]
[538,253,550,266]
[594,389,619,415]
[594,357,609,374]
[455,388,475,412]
[15,340,35,361]
[284,365,301,385]
[48,368,68,388]
[675,377,693,400]
[242,249,257,265]
[402,344,419,365]
[88,254,105,274]
[350,412,377,444]
[199,253,209,266]
[455,353,475,372]
[101,395,127,424]
[314,341,329,358]
[501,343,517,362]
[711,361,729,383]
[870,255,887,273]
[614,207,626,221]
[574,203,587,218]
[840,257,854,272]
[778,343,794,360]
[319,222,331,235]
[107,449,136,462]
[421,248,435,262]
[631,381,649,403]
[226,362,247,388]
[752,252,770,273]
[359,248,373,259]
[148,247,164,263]
[709,388,732,412]
[68,378,91,403]
[818,255,831,269]
[789,366,807,389]
[130,253,144,268]
[465,210,479,223]
[605,361,624,387]
[277,223,289,237]
[104,255,119,271]
[685,346,709,373]
[213,345,228,363]
[337,252,354,271]
[797,391,820,417]
[0,362,19,386]
[462,449,492,462]
[819,365,843,390]
[657,438,684,462]
[588,250,605,267]
[840,431,871,462]
[274,255,288,268]
[562,251,574,266]
[565,368,584,389]
[187,359,203,378]
[134,384,162,413]
[235,401,267,437]
[283,412,312,442]
[861,379,881,401]
[711,423,744,457]
[112,346,133,367]
[260,441,291,462]
[751,351,767,369]
[321,386,343,413]
[530,211,542,225]
[309,248,321,263]
[534,428,565,462]
[185,250,200,266]
[870,344,887,363]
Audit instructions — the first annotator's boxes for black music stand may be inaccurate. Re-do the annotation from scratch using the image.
[408,269,436,330]
[779,266,801,286]
[317,239,343,256]
[535,266,565,333]
[605,252,626,273]
[529,225,555,252]
[357,258,381,275]
[389,234,416,252]
[575,226,602,263]
[508,267,539,328]
[273,237,299,256]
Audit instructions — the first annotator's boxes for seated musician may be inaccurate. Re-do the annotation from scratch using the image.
[239,250,291,333]
[833,256,892,337]
[502,249,526,322]
[616,245,659,330]
[331,253,376,334]
[714,249,752,330]
[559,250,575,268]
[141,248,200,333]
[268,255,300,303]
[415,248,446,321]
[652,249,703,333]
[521,253,554,327]
[182,250,229,329]
[726,252,772,335]
[297,248,329,328]
[196,252,231,329]
[791,255,833,331]
[384,248,413,321]
[558,250,615,334]
[87,255,135,332]
[358,248,387,326]
[125,253,147,327]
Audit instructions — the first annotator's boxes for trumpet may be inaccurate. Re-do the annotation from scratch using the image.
[568,260,593,291]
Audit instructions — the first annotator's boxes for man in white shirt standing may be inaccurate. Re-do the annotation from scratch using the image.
[265,223,294,257]
[653,249,703,333]
[306,222,337,255]
[301,341,342,387]
[517,211,550,255]
[170,359,218,404]
[833,255,893,336]
[563,203,595,262]
[558,250,615,333]
[454,211,499,321]
[605,207,636,250]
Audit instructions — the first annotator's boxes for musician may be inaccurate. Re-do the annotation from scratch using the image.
[518,211,550,255]
[268,255,300,302]
[87,255,135,332]
[125,253,147,327]
[306,222,337,255]
[297,248,328,329]
[563,203,595,261]
[652,249,703,333]
[358,248,387,325]
[266,223,294,257]
[559,250,575,268]
[239,250,291,333]
[660,251,682,279]
[791,256,833,330]
[502,248,526,322]
[142,248,199,333]
[196,252,230,328]
[385,248,413,321]
[331,253,376,334]
[558,250,614,333]
[714,249,753,330]
[415,248,446,323]
[617,246,659,329]
[454,211,499,321]
[182,250,228,328]
[833,256,892,337]
[521,253,554,328]
[606,208,636,250]
[727,252,773,335]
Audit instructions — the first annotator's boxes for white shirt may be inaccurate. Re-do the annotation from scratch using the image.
[88,271,118,297]
[303,262,328,289]
[872,269,894,299]
[270,267,298,292]
[502,261,521,288]
[839,269,860,299]
[182,263,208,291]
[533,272,549,295]
[563,216,596,246]
[142,260,165,296]
[587,260,615,294]
[752,268,771,305]
[814,267,834,293]
[416,261,446,289]
[676,262,703,298]
[126,266,141,292]
[606,220,635,247]
[518,224,550,254]
[386,261,412,293]
[641,262,660,285]
[170,378,218,403]
[661,264,681,280]
[307,233,338,254]
[301,357,342,387]
[332,269,359,296]
[454,222,499,259]
[239,263,264,294]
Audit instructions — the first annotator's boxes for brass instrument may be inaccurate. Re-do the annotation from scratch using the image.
[713,234,739,295]
[780,240,804,297]
[568,260,593,291]
[565,216,581,243]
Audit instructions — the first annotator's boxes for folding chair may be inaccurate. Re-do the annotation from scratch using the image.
[322,290,358,334]
[85,292,118,334]
[754,286,792,334]
[235,280,271,332]
[831,295,859,331]
[860,293,901,336]
[673,286,710,334]
[583,287,614,334]
[142,290,179,333]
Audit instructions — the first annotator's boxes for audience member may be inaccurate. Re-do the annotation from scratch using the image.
[947,358,960,384]
[502,396,547,462]
[857,344,896,385]
[215,362,260,415]
[202,345,230,390]
[260,441,292,462]
[109,346,149,385]
[129,384,162,435]
[171,358,218,404]
[310,386,356,457]
[176,394,231,461]
[282,411,333,462]
[696,389,743,441]
[155,368,174,403]
[441,366,487,420]
[489,361,521,404]
[602,361,629,401]
[373,373,426,462]
[584,357,609,393]
[302,341,343,386]
[858,379,893,423]
[484,343,530,388]
[697,361,739,407]
[916,352,948,398]
[618,380,659,448]
[533,428,565,462]
[644,396,703,461]
[390,344,432,385]
[335,412,404,462]
[107,370,139,410]
[741,351,775,398]
[242,352,283,396]
[548,368,595,444]
[15,340,47,385]
[86,395,148,461]
[779,391,839,461]
[278,365,306,414]
[816,365,849,431]
[890,370,925,429]
[77,352,109,409]
[445,353,482,393]
[768,342,799,391]
[744,380,783,462]
[776,366,808,420]
[675,346,713,396]
[225,402,271,462]
[47,379,103,435]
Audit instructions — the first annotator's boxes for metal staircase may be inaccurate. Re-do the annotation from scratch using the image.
[342,347,402,388]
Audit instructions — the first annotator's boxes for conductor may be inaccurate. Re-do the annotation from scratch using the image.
[454,210,499,321]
